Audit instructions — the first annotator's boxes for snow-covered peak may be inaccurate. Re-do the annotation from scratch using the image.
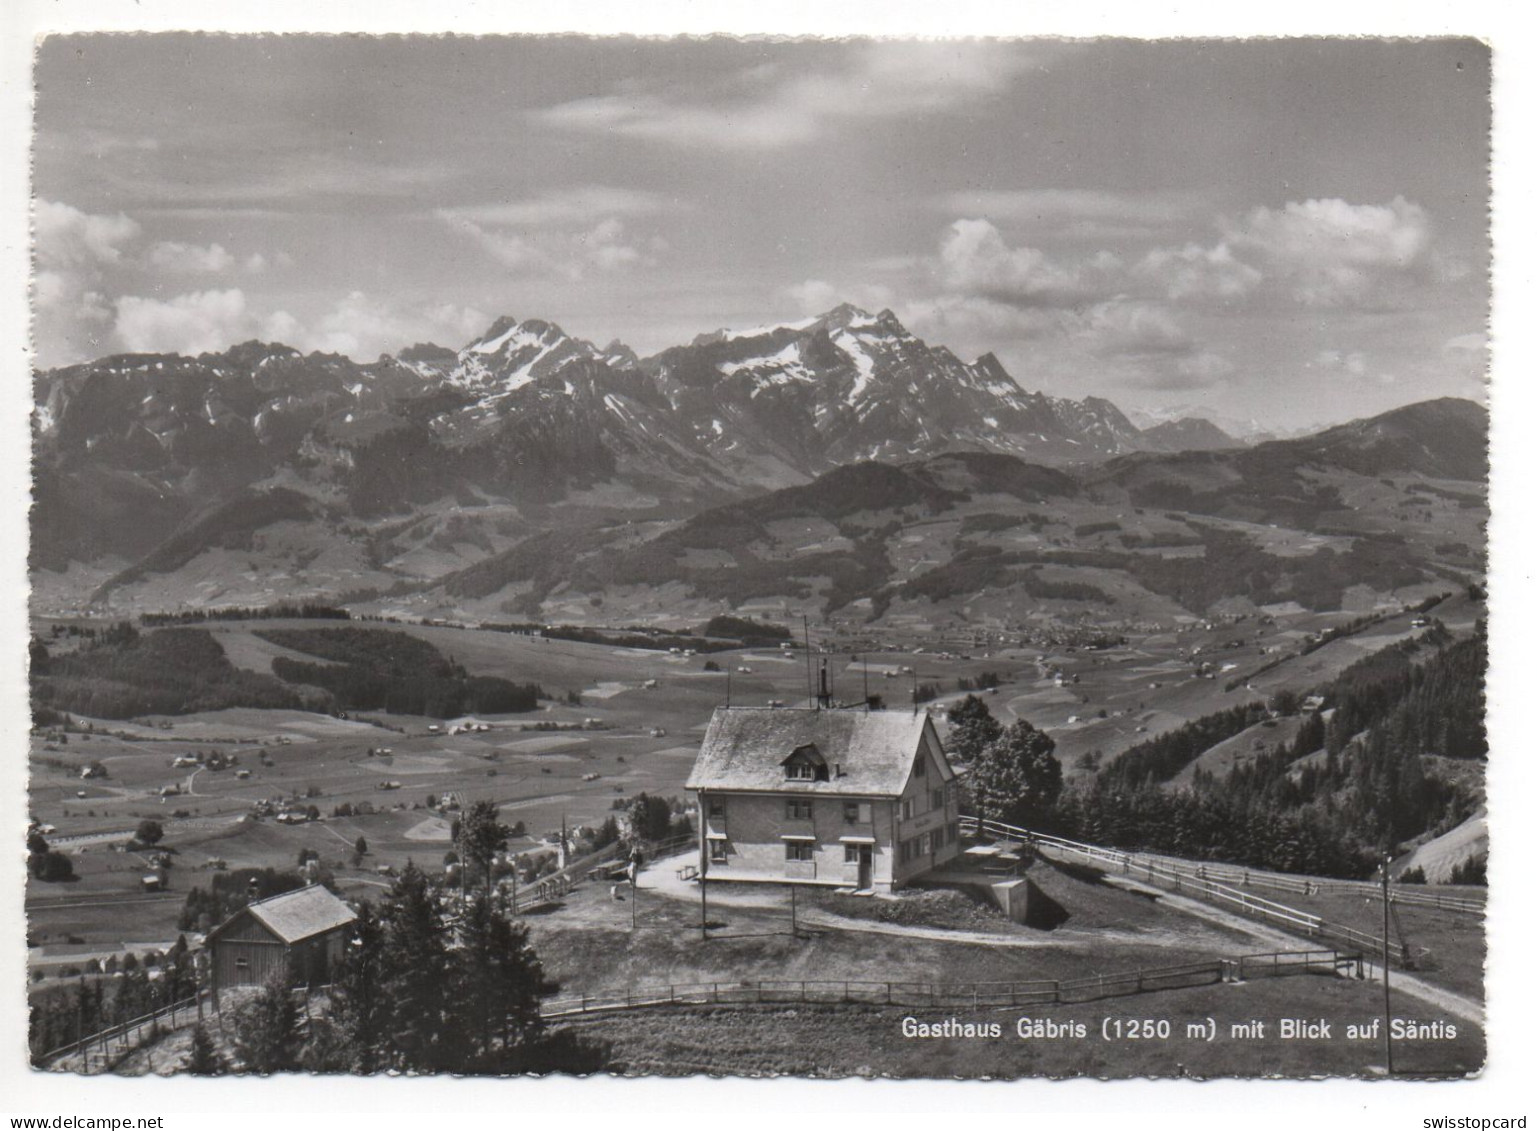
[449,316,602,395]
[466,316,568,358]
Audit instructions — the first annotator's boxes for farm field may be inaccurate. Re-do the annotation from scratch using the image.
[27,605,1482,989]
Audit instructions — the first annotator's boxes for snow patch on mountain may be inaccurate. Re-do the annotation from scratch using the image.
[720,316,820,342]
[832,330,877,401]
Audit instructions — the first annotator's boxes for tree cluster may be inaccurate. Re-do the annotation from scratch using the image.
[1051,625,1486,877]
[292,863,607,1074]
[32,627,304,720]
[261,627,542,718]
[177,868,309,933]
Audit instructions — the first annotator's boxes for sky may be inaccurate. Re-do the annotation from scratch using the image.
[31,35,1490,430]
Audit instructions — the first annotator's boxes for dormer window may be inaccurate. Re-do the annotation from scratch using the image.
[782,742,830,782]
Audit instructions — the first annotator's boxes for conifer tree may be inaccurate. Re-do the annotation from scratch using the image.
[184,1022,227,1075]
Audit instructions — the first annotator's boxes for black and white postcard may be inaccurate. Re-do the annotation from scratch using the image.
[7,7,1528,1128]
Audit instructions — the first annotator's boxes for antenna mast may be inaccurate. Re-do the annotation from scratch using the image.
[803,615,814,708]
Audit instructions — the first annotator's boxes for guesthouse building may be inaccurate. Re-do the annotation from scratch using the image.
[685,708,962,893]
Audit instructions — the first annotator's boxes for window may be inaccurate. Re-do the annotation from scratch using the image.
[844,844,861,864]
[918,832,930,856]
[785,799,813,820]
[235,957,250,970]
[709,840,729,864]
[843,802,859,823]
[707,799,725,819]
[932,788,944,811]
[783,743,829,781]
[914,755,926,778]
[901,797,914,820]
[785,842,814,862]
[949,822,960,845]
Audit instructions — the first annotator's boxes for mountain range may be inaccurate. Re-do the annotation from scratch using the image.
[30,306,1486,624]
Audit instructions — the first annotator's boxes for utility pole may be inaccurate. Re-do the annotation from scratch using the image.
[1382,853,1394,1076]
[790,882,798,939]
[700,874,709,940]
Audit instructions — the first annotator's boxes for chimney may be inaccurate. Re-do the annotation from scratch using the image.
[818,659,831,709]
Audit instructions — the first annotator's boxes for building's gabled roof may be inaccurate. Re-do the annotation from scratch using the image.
[210,884,357,946]
[687,708,941,796]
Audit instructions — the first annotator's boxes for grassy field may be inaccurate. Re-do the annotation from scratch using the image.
[27,609,1486,1003]
[1236,887,1487,1002]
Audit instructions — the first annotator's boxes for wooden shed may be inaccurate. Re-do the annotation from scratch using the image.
[206,884,357,1007]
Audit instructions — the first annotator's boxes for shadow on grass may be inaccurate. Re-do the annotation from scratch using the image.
[516,901,568,916]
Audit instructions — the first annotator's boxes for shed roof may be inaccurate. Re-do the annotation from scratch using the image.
[686,708,942,796]
[213,884,357,946]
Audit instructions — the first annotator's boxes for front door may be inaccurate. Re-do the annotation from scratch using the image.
[858,846,873,890]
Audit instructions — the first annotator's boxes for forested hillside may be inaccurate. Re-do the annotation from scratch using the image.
[31,624,304,719]
[259,627,543,718]
[1053,622,1486,878]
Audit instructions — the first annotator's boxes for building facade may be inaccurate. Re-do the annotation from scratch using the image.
[686,708,962,893]
[205,884,357,1006]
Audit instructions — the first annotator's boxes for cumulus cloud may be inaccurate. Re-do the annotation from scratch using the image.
[1084,300,1196,358]
[1132,242,1263,302]
[114,288,252,355]
[937,219,1120,308]
[36,199,141,270]
[148,240,237,274]
[535,42,1037,151]
[34,200,144,365]
[1221,196,1432,306]
[422,302,492,346]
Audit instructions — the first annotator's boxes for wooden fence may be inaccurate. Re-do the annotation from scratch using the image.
[40,988,205,1072]
[519,831,697,910]
[1131,850,1484,916]
[957,819,1481,917]
[540,948,1358,1020]
[962,817,1413,966]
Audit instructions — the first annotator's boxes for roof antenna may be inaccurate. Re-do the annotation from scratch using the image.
[912,668,919,716]
[803,615,814,709]
[818,659,831,710]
